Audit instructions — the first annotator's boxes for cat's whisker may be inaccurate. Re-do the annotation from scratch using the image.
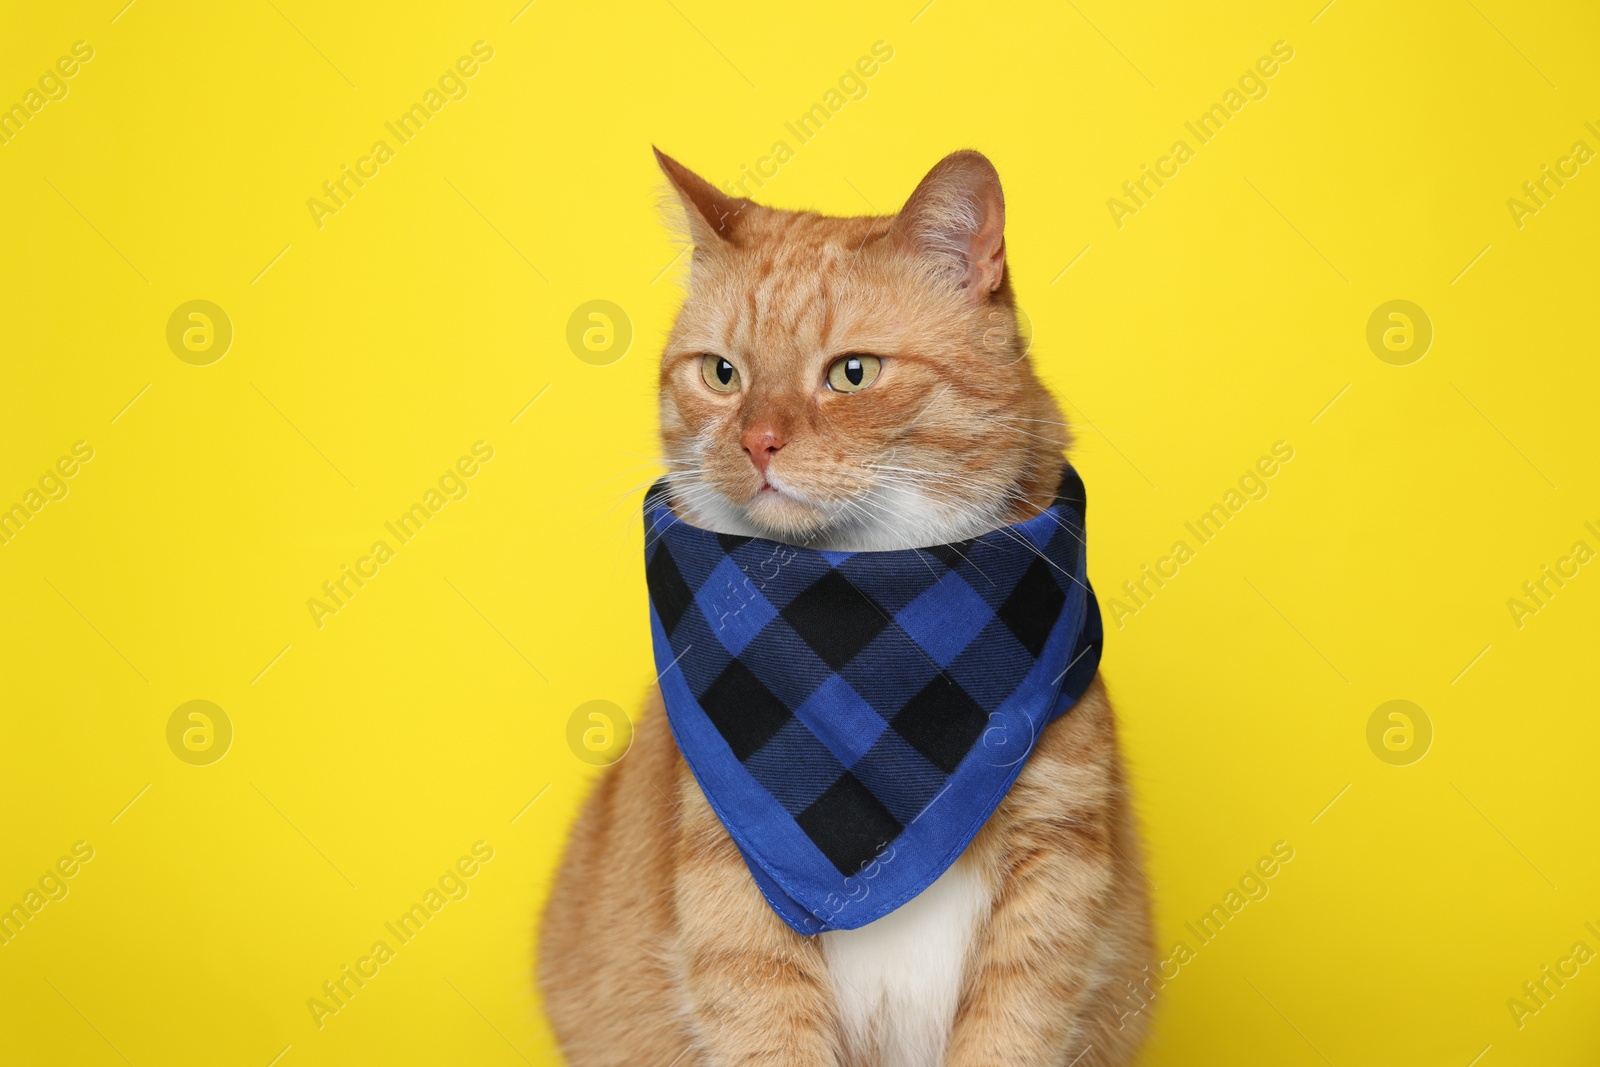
[987,524,1092,594]
[987,414,1076,429]
[595,465,713,503]
[971,414,1066,447]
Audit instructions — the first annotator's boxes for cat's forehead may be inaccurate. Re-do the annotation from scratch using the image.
[715,210,889,277]
[677,211,905,356]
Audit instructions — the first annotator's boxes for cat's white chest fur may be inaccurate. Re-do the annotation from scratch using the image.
[821,855,991,1066]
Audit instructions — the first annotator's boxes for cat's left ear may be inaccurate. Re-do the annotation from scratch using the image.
[895,150,1006,301]
[654,146,750,247]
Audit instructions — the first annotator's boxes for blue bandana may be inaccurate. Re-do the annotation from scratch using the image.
[643,466,1101,933]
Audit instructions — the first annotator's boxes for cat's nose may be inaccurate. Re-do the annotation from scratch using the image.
[741,424,786,475]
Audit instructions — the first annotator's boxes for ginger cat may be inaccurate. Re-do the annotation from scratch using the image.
[538,148,1154,1067]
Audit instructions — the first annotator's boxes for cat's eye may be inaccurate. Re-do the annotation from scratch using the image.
[826,354,882,393]
[700,355,741,394]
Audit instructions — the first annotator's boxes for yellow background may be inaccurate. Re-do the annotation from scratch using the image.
[2,0,1597,1063]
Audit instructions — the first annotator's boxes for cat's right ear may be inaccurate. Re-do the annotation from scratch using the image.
[654,147,749,248]
[895,150,1007,301]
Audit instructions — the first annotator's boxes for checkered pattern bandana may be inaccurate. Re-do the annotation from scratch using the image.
[644,466,1102,933]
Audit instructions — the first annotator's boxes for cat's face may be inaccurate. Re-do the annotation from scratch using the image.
[656,150,1067,551]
